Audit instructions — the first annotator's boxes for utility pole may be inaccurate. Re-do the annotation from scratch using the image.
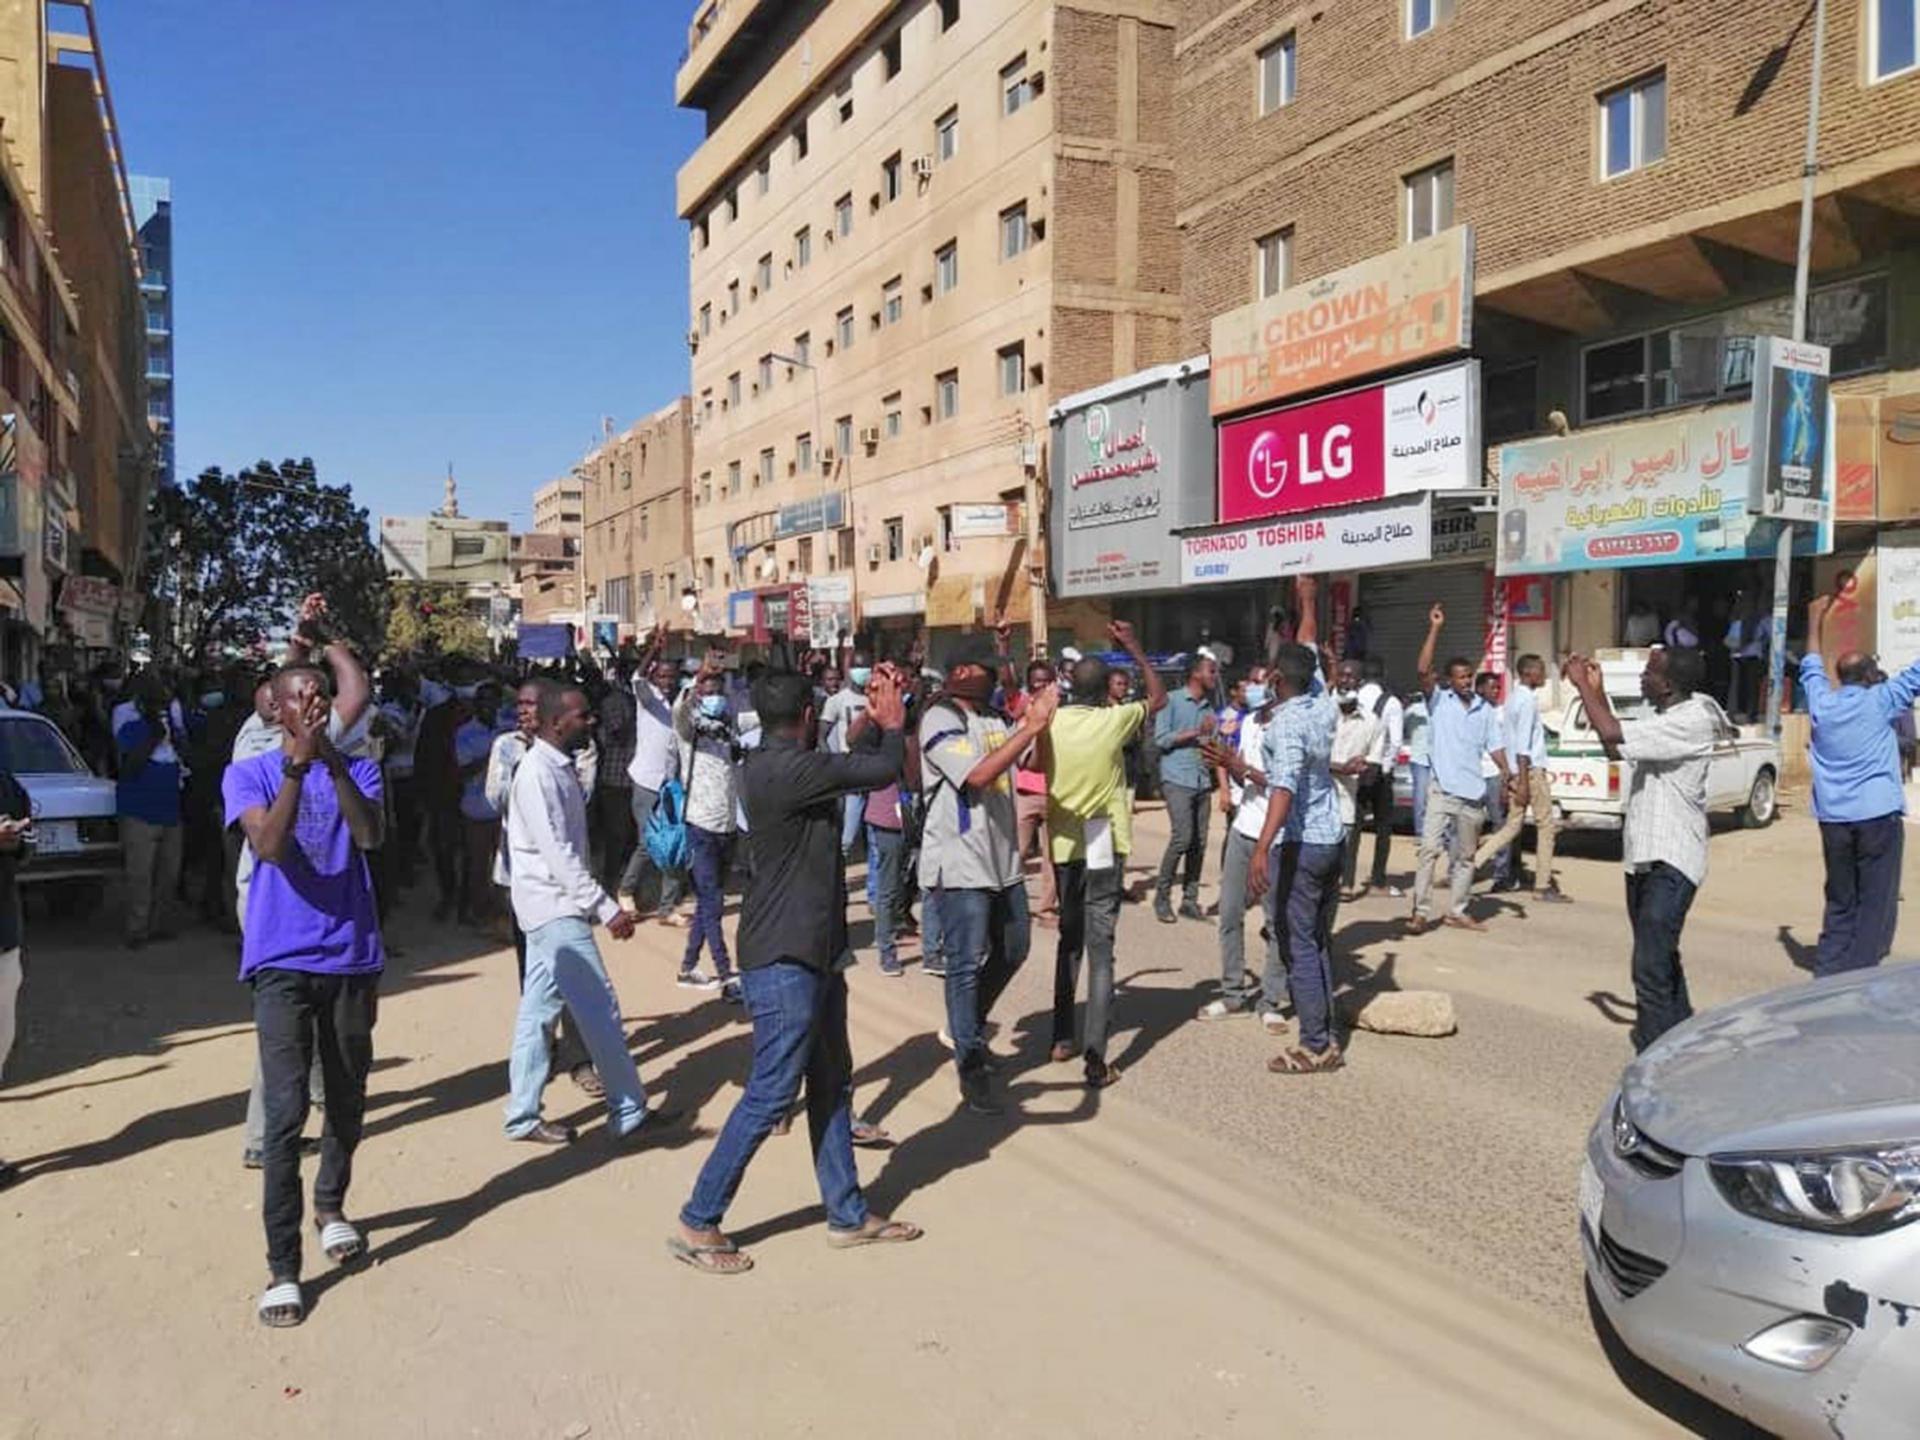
[1023,422,1049,656]
[1764,0,1827,738]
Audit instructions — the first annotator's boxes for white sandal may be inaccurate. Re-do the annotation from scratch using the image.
[257,1280,305,1328]
[316,1218,364,1265]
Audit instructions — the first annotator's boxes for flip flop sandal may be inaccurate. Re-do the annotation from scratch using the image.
[850,1120,892,1148]
[257,1281,306,1328]
[826,1219,923,1250]
[571,1066,606,1099]
[315,1218,365,1265]
[666,1235,755,1275]
[1267,1046,1345,1076]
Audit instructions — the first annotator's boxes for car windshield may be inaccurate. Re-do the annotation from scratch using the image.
[0,716,88,774]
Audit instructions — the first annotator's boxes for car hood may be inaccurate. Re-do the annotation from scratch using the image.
[1622,962,1920,1155]
[18,771,116,819]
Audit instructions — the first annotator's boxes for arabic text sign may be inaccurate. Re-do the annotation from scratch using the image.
[1496,403,1832,575]
[1182,493,1433,586]
[1209,227,1472,417]
[950,503,1016,539]
[1748,337,1831,523]
[1216,361,1477,525]
[1877,532,1920,674]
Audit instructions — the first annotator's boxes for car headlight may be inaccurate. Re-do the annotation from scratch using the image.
[1709,1146,1920,1234]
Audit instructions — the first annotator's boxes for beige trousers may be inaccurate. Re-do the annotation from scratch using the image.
[1473,768,1557,890]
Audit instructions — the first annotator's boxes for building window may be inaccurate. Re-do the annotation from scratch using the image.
[883,276,904,325]
[836,527,856,571]
[1404,159,1455,242]
[835,193,854,238]
[883,32,902,80]
[1579,274,1891,422]
[698,471,713,505]
[727,460,742,495]
[795,226,812,268]
[940,0,960,31]
[758,354,774,391]
[835,415,853,458]
[756,157,771,195]
[727,279,740,315]
[726,189,739,221]
[836,81,854,125]
[1002,54,1032,115]
[935,240,959,295]
[885,515,905,561]
[793,119,809,161]
[758,449,776,488]
[883,152,903,203]
[935,369,960,421]
[694,216,709,251]
[698,302,712,336]
[797,536,814,575]
[884,392,903,437]
[1256,227,1292,298]
[1001,203,1029,259]
[792,331,811,367]
[756,252,773,294]
[936,107,959,163]
[836,306,856,351]
[1600,72,1667,179]
[998,342,1026,396]
[1407,0,1454,39]
[1258,34,1296,115]
[640,507,651,542]
[727,372,742,408]
[797,433,814,473]
[701,389,714,425]
[1874,0,1920,79]
[704,557,717,593]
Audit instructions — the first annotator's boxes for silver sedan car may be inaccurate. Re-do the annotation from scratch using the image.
[1582,962,1920,1438]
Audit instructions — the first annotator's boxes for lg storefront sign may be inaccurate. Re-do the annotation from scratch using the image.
[1217,360,1480,525]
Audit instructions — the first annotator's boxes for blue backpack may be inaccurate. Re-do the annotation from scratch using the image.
[645,776,689,871]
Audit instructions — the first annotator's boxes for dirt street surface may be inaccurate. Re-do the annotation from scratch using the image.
[3,796,1907,1437]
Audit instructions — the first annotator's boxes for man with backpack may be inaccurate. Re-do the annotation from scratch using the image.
[918,636,1058,1114]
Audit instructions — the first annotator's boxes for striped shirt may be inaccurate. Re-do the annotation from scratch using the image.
[1621,695,1715,887]
[1261,689,1342,846]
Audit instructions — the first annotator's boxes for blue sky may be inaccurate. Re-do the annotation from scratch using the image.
[100,0,705,527]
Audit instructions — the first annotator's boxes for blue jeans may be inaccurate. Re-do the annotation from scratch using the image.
[1409,762,1431,841]
[505,917,648,1138]
[935,884,1031,1076]
[867,825,906,964]
[1482,776,1512,884]
[1278,841,1343,1053]
[680,961,867,1233]
[921,885,946,967]
[1816,815,1904,976]
[1626,863,1697,1053]
[682,824,734,976]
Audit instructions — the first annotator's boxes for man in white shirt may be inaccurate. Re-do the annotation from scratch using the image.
[1472,655,1567,902]
[620,648,687,918]
[1352,658,1404,896]
[504,684,674,1145]
[1563,648,1714,1052]
[1195,684,1288,1031]
[1332,690,1382,900]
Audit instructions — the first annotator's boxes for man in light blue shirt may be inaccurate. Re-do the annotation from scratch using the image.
[1408,603,1508,933]
[1246,577,1345,1073]
[1801,590,1920,975]
[1152,654,1220,924]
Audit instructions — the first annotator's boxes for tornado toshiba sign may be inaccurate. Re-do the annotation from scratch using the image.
[1216,360,1479,524]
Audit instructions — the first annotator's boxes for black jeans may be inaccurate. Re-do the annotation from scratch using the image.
[1053,857,1124,1063]
[1359,769,1394,887]
[1626,863,1697,1053]
[427,797,462,910]
[1155,782,1211,907]
[1816,815,1904,977]
[511,912,589,1075]
[593,785,636,897]
[253,966,378,1280]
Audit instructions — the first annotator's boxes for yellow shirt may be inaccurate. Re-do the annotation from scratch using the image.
[1046,701,1148,863]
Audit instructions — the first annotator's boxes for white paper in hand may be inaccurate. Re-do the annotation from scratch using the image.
[1085,816,1115,871]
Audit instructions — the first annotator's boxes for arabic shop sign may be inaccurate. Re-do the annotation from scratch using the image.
[1496,401,1833,576]
[1748,337,1831,524]
[1051,357,1214,598]
[1209,227,1474,418]
[775,491,847,539]
[1216,360,1479,525]
[1182,492,1433,586]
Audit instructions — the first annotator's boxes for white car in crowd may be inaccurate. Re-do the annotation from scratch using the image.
[1390,650,1780,832]
[0,707,122,886]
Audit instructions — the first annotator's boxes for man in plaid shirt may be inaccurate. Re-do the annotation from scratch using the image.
[594,660,638,895]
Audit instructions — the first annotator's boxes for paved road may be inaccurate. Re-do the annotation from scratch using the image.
[1,792,1898,1436]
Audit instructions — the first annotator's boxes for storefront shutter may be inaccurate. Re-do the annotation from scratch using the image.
[1359,564,1491,695]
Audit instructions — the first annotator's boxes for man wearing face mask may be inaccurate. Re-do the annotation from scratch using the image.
[673,650,741,997]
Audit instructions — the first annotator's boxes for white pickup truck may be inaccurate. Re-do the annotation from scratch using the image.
[1543,651,1779,831]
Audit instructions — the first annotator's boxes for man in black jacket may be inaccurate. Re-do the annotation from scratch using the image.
[669,666,923,1274]
[0,765,32,1188]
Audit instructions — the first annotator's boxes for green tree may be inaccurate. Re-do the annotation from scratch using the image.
[385,580,491,662]
[145,459,389,665]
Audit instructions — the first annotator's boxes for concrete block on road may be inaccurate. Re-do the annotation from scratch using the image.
[1339,988,1457,1038]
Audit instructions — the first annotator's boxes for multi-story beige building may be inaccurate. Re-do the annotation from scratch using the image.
[517,475,586,623]
[675,0,1180,652]
[531,475,585,536]
[1171,0,1920,690]
[580,398,695,641]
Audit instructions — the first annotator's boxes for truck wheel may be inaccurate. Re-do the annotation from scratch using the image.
[1738,769,1777,829]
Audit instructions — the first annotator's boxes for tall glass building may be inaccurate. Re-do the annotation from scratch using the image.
[130,175,173,487]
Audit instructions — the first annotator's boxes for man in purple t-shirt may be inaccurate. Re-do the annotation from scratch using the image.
[223,664,385,1329]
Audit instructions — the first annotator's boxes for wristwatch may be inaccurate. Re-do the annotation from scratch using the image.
[282,755,312,781]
